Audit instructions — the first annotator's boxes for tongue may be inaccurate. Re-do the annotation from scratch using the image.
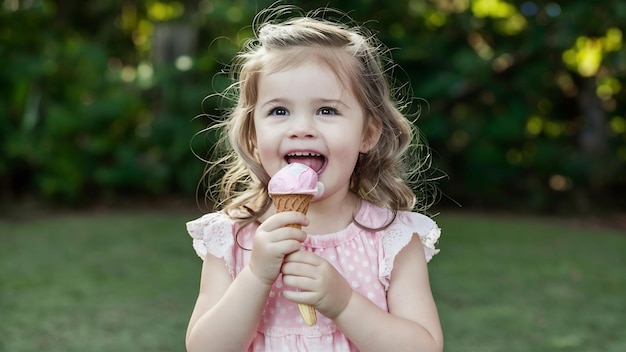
[286,156,324,172]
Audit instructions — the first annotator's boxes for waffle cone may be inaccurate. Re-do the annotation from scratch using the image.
[271,193,317,325]
[297,303,317,326]
[271,194,313,229]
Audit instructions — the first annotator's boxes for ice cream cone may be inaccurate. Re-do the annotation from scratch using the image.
[271,194,313,227]
[271,193,317,325]
[297,302,317,326]
[268,163,322,326]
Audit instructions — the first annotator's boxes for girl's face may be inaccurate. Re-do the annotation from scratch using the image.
[253,58,375,201]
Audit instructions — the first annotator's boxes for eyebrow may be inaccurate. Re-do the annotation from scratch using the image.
[317,98,350,109]
[258,98,286,108]
[258,98,351,109]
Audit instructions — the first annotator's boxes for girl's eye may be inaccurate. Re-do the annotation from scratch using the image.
[317,107,339,116]
[269,107,289,116]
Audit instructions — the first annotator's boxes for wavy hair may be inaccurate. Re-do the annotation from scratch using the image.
[196,6,438,227]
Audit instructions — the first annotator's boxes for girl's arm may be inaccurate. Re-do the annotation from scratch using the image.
[186,211,308,352]
[333,235,443,352]
[185,256,272,352]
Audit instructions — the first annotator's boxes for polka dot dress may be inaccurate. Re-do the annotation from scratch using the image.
[187,200,440,351]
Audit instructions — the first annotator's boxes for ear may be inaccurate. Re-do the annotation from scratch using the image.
[360,116,382,153]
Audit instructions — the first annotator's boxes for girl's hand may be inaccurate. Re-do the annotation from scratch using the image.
[281,251,353,320]
[248,211,308,286]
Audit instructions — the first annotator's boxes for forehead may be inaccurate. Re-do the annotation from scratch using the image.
[260,46,358,88]
[257,58,347,99]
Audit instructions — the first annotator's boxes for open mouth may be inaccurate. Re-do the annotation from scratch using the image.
[285,152,327,174]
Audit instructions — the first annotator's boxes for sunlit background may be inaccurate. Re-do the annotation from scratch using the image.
[2,0,625,215]
[2,2,626,351]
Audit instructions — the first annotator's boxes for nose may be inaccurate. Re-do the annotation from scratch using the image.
[287,114,317,139]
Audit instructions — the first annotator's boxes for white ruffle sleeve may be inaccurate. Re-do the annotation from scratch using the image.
[379,212,441,290]
[186,212,237,277]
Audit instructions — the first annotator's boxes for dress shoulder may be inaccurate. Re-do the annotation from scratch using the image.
[397,211,441,262]
[186,212,237,275]
[379,210,441,289]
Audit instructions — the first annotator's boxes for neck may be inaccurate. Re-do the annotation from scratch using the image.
[304,191,361,235]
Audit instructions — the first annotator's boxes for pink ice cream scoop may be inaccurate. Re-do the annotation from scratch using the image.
[268,163,324,199]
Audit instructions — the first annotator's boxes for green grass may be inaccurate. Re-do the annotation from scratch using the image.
[431,214,625,352]
[1,211,624,351]
[0,212,200,352]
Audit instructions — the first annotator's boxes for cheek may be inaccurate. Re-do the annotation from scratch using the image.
[254,140,271,162]
[253,137,281,174]
[331,135,362,167]
[252,119,266,151]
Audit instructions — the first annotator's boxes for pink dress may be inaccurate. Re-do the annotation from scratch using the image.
[186,200,441,352]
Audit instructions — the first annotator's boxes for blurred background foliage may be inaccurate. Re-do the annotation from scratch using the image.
[1,0,625,214]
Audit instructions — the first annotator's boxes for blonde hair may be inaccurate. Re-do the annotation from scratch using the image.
[197,6,437,224]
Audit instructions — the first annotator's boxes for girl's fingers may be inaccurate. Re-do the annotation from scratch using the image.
[281,261,315,277]
[284,249,318,263]
[282,289,317,305]
[281,272,310,287]
[260,211,308,231]
[275,239,303,256]
[270,227,307,244]
[255,226,306,247]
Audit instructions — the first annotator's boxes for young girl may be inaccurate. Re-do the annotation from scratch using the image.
[186,6,443,352]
